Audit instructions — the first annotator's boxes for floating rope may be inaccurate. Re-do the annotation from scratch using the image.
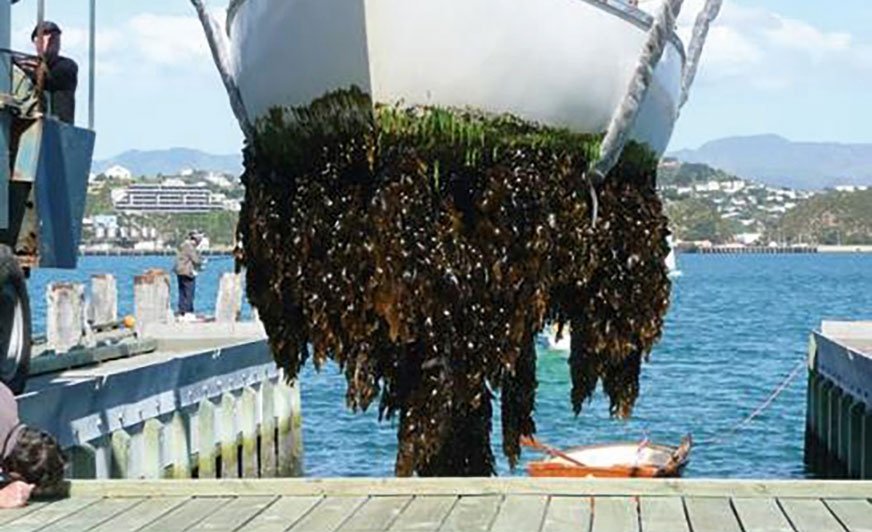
[698,359,806,447]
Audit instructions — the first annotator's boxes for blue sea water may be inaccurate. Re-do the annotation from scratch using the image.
[28,254,872,478]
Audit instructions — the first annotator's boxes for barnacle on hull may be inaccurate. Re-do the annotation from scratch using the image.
[237,87,671,476]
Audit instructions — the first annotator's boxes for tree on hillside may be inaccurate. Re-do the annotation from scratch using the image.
[665,197,738,243]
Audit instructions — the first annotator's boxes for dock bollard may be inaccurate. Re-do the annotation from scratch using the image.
[215,272,244,323]
[134,269,173,332]
[46,282,86,354]
[90,274,118,327]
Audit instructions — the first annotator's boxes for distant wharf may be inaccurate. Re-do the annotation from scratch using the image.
[685,245,872,255]
[79,248,235,257]
[3,478,872,531]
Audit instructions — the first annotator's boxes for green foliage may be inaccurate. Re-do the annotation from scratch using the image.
[84,184,115,217]
[773,190,872,244]
[658,161,736,186]
[666,196,739,243]
[126,211,239,247]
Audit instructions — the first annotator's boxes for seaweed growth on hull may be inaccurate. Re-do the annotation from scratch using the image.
[238,88,671,476]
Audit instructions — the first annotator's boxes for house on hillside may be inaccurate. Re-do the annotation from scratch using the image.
[104,165,133,180]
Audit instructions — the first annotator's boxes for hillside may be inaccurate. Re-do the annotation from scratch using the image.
[775,190,872,245]
[669,135,872,190]
[93,148,243,177]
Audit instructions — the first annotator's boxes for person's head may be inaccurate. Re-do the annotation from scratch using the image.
[189,231,203,244]
[31,21,62,58]
[1,427,66,490]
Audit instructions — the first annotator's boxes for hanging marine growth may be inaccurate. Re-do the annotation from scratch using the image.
[237,87,672,476]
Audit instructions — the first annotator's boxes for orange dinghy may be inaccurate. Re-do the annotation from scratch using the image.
[524,436,692,478]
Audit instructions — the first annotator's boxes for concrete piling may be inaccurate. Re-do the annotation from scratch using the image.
[41,377,301,481]
[46,282,85,353]
[847,401,864,478]
[215,272,244,323]
[134,269,173,331]
[805,323,872,479]
[197,400,218,479]
[90,273,118,326]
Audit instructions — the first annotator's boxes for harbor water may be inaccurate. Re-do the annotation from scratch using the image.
[28,253,872,478]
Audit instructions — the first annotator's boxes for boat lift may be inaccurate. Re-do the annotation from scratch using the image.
[0,0,98,393]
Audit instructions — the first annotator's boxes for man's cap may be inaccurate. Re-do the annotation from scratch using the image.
[32,21,62,41]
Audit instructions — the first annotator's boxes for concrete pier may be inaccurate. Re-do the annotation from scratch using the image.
[804,321,872,479]
[20,267,303,481]
[19,322,303,481]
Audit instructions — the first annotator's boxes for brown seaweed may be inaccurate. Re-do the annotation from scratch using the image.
[237,87,671,476]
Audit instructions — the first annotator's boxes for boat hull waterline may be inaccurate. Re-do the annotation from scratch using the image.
[226,0,685,154]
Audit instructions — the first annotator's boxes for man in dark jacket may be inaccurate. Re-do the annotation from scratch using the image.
[14,21,78,124]
[173,232,205,317]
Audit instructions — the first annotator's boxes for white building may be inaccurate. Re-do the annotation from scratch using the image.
[113,182,224,213]
[205,172,234,188]
[694,181,721,193]
[721,180,746,194]
[735,233,763,245]
[103,165,133,180]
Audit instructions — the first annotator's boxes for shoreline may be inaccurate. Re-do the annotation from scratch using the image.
[681,244,872,254]
[79,248,235,257]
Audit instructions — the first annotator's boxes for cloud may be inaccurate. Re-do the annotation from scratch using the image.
[764,18,851,60]
[128,13,211,68]
[13,11,223,77]
[676,1,869,90]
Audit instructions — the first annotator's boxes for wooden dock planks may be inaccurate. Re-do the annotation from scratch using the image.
[10,479,872,531]
[639,497,690,532]
[90,497,189,531]
[732,497,794,532]
[387,495,457,531]
[438,495,503,532]
[242,496,322,532]
[825,499,872,532]
[540,496,592,532]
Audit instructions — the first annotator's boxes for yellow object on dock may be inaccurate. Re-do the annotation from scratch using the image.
[7,478,872,531]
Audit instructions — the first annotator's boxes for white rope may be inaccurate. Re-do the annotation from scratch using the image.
[190,0,255,142]
[679,0,723,110]
[698,359,806,447]
[587,0,685,189]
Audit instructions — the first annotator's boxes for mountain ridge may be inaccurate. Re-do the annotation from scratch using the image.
[92,148,243,177]
[669,135,872,190]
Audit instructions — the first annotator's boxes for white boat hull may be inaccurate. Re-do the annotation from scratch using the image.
[227,0,685,154]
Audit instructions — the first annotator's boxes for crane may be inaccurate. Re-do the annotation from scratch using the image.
[0,0,97,394]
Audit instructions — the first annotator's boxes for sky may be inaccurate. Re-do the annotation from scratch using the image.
[10,0,872,159]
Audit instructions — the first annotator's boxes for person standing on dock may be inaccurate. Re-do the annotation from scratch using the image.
[174,231,205,319]
[0,383,66,508]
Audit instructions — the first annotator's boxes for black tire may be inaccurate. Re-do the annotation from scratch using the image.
[0,245,31,395]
